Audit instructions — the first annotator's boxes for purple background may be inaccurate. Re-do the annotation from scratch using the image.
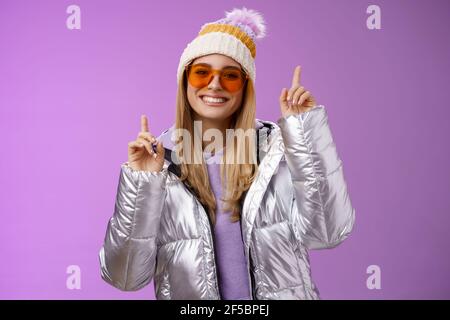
[1,0,449,299]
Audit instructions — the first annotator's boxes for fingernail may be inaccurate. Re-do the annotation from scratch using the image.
[153,153,157,159]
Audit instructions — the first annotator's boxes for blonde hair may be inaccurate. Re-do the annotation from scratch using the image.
[174,63,258,226]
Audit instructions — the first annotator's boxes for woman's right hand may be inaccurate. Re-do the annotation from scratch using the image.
[128,115,165,172]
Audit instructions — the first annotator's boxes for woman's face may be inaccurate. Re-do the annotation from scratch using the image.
[186,54,246,123]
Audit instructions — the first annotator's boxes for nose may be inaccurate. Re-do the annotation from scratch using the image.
[208,74,222,90]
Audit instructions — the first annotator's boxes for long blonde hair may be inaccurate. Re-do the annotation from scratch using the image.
[174,63,258,226]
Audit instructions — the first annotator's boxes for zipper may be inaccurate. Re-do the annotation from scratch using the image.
[240,215,255,300]
[238,127,264,300]
[197,199,222,300]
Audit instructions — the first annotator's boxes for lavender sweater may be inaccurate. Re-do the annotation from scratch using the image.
[204,150,252,300]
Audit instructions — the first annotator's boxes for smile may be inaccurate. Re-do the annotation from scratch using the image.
[200,95,229,106]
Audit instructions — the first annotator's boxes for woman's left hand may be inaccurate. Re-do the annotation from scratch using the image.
[279,65,317,118]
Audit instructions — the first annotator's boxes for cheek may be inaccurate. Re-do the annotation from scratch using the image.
[187,85,194,100]
[186,86,199,107]
[231,91,244,109]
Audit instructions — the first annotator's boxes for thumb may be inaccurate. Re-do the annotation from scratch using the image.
[156,140,165,156]
[279,88,289,110]
[279,87,288,102]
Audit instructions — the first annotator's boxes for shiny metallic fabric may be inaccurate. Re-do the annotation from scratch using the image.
[99,105,355,299]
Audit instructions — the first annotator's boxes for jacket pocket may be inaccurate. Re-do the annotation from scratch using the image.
[252,220,304,294]
[154,237,204,299]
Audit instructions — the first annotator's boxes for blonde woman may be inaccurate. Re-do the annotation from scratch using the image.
[99,7,355,300]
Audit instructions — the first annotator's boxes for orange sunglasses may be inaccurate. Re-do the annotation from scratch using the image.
[185,63,249,93]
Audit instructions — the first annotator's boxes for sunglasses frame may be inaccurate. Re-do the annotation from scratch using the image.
[184,63,249,92]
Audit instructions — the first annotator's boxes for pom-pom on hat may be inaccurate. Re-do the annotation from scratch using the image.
[177,7,266,85]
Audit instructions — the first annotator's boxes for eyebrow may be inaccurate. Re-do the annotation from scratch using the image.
[193,62,242,70]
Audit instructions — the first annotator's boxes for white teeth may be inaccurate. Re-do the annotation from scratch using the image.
[202,96,227,103]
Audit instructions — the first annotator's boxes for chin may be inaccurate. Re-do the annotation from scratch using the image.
[196,108,231,121]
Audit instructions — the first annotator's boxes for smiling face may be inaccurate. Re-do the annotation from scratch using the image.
[186,54,246,124]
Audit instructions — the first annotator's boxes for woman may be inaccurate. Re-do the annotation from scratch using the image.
[99,7,355,300]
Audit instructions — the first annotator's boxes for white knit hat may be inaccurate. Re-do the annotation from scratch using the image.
[176,7,267,85]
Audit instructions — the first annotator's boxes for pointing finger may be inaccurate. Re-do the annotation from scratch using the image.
[141,114,149,132]
[291,65,302,88]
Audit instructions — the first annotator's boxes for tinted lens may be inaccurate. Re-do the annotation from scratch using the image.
[221,68,245,92]
[187,65,212,88]
[187,64,247,92]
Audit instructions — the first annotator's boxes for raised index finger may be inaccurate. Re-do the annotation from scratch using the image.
[291,65,302,87]
[141,114,149,132]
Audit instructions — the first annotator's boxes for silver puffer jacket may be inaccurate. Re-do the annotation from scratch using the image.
[99,105,355,300]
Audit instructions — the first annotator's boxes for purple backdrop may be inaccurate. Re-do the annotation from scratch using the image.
[1,0,449,300]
